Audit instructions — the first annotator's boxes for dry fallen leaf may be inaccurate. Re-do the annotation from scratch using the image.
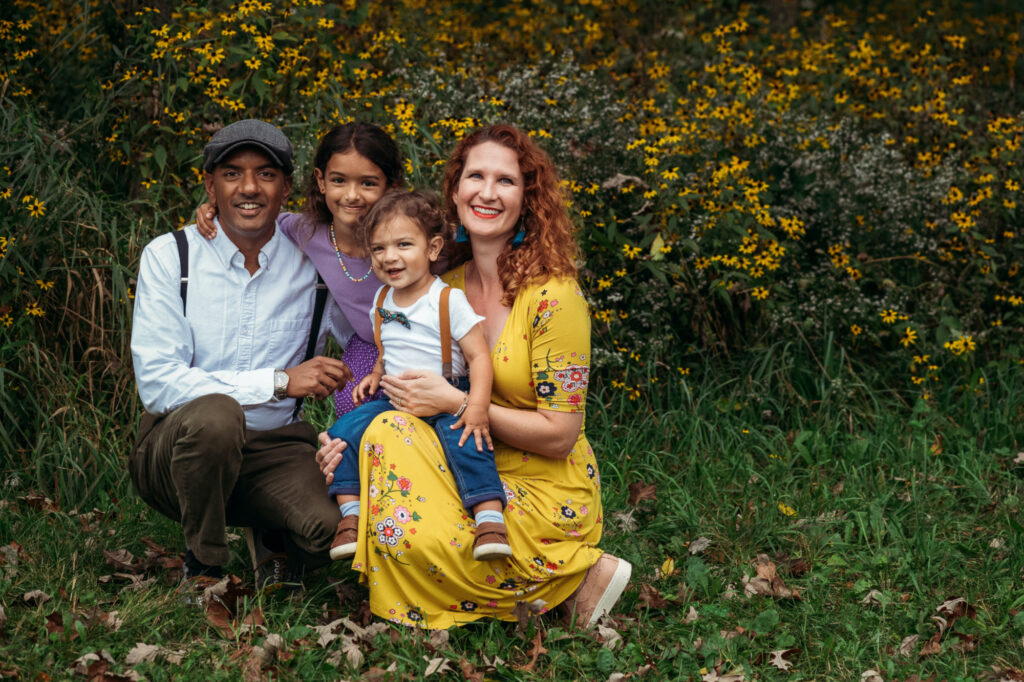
[341,634,365,670]
[0,544,19,580]
[516,630,549,672]
[638,583,669,609]
[45,611,66,638]
[423,655,452,676]
[860,589,884,606]
[428,629,450,649]
[20,492,57,511]
[918,635,942,657]
[610,509,639,532]
[627,481,658,506]
[898,634,920,656]
[459,658,485,682]
[595,624,622,650]
[511,598,546,636]
[70,650,116,676]
[860,670,883,682]
[951,632,976,653]
[103,549,138,573]
[23,589,51,606]
[769,648,799,671]
[684,605,699,623]
[689,537,711,555]
[125,643,161,665]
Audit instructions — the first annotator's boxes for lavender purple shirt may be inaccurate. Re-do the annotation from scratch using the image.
[278,212,382,342]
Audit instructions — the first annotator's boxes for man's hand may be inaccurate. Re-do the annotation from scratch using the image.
[316,431,347,483]
[286,356,352,400]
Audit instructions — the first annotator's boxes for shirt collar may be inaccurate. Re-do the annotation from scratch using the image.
[210,217,282,272]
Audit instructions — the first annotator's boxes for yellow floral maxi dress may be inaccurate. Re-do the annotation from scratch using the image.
[349,267,604,629]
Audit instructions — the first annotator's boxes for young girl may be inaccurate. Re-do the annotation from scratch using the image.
[195,122,403,415]
[325,190,511,563]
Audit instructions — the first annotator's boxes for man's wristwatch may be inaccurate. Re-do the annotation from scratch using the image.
[273,369,290,400]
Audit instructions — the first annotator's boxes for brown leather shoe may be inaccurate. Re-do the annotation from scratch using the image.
[329,515,359,561]
[563,553,632,628]
[473,521,513,561]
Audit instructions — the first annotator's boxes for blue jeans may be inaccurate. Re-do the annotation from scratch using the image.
[326,377,506,512]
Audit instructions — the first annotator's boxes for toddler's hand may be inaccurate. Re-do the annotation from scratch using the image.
[454,404,493,452]
[352,373,381,406]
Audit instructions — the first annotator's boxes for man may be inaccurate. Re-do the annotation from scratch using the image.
[130,119,353,590]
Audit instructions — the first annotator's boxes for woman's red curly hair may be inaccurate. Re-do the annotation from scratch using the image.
[442,124,578,306]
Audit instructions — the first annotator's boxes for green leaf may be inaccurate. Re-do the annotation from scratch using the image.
[644,261,668,284]
[751,608,780,634]
[253,73,268,100]
[685,556,709,590]
[153,145,167,171]
[650,233,666,261]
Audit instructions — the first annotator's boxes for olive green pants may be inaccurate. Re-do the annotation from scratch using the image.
[129,394,339,568]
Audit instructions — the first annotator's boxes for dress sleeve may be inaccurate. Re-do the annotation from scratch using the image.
[528,278,591,414]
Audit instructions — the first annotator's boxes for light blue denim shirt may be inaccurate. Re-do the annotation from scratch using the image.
[131,221,353,430]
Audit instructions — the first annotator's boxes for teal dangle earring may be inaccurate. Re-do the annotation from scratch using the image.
[456,224,468,243]
[511,215,526,246]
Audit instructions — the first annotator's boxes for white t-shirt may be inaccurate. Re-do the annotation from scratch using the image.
[371,277,485,378]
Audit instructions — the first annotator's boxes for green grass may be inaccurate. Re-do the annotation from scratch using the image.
[2,353,1022,680]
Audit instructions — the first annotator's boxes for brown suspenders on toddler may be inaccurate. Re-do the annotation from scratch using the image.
[373,285,455,382]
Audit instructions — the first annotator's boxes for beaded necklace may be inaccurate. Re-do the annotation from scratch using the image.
[329,223,373,282]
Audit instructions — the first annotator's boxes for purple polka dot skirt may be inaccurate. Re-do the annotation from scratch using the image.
[333,334,381,417]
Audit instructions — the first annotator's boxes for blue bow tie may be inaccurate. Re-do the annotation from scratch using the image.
[378,307,411,329]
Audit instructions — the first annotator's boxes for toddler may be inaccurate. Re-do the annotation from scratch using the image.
[326,190,511,562]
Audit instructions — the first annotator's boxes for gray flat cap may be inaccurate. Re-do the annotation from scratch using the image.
[202,119,294,174]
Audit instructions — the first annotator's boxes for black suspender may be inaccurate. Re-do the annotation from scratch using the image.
[172,229,189,312]
[170,230,329,419]
[292,274,328,419]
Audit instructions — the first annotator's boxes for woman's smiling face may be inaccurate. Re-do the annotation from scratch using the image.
[452,141,524,243]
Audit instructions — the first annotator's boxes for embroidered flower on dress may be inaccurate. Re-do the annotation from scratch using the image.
[368,484,379,498]
[586,463,596,479]
[553,365,589,392]
[560,505,576,519]
[406,607,423,622]
[394,416,407,427]
[394,506,411,524]
[376,517,405,546]
[397,476,412,491]
[535,381,557,399]
[460,600,478,612]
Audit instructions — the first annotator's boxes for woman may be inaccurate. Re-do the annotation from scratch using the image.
[317,124,631,629]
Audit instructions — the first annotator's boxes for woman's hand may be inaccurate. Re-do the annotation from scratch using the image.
[379,369,464,417]
[315,431,347,484]
[195,201,218,239]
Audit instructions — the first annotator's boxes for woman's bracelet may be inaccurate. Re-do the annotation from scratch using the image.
[453,392,469,418]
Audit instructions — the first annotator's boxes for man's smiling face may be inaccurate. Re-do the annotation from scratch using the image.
[204,146,291,250]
